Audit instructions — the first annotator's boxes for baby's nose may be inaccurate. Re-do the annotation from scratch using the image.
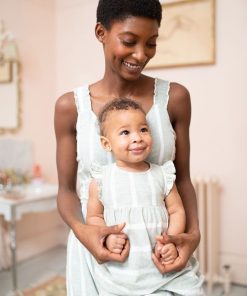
[132,132,142,143]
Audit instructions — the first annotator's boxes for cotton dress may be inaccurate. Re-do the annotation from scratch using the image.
[66,78,204,295]
[90,161,203,296]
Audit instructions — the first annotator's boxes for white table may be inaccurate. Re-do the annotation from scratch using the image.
[0,183,58,293]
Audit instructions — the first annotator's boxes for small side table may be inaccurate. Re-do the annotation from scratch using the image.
[0,183,58,294]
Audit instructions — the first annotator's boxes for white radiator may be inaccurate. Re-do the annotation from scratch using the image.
[193,178,231,295]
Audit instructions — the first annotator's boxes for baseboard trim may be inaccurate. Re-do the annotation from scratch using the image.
[220,252,247,285]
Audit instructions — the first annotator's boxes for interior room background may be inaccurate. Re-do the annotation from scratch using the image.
[0,0,246,286]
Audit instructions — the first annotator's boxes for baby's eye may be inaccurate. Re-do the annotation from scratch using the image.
[140,127,149,133]
[120,130,129,135]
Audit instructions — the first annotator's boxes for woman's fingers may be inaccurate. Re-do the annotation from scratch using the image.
[152,233,198,273]
[104,223,126,235]
[103,228,130,263]
[87,223,129,264]
[156,233,182,246]
[152,252,185,274]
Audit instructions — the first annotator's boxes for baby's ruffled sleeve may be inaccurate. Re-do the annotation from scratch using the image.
[90,162,103,200]
[161,160,176,196]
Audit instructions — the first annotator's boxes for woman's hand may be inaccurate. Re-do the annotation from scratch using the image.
[74,222,130,264]
[152,232,200,273]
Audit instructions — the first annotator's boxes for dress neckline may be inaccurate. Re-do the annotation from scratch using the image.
[113,162,152,174]
[86,78,158,121]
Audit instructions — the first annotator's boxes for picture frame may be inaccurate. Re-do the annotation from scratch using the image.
[0,62,20,134]
[0,61,12,83]
[146,0,216,68]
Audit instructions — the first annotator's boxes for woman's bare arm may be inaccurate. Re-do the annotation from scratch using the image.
[55,92,83,230]
[152,82,200,273]
[170,82,199,236]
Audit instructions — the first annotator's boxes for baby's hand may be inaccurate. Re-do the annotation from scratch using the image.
[105,233,127,254]
[154,242,178,265]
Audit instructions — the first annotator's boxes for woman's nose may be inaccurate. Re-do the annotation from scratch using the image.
[133,46,147,64]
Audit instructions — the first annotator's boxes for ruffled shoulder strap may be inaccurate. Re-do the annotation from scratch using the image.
[90,162,103,199]
[154,78,170,108]
[73,85,91,113]
[161,160,176,196]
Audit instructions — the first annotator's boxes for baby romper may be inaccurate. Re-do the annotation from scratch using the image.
[90,161,204,296]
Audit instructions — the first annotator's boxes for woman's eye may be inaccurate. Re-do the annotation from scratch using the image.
[122,40,136,47]
[147,43,157,48]
[120,130,129,135]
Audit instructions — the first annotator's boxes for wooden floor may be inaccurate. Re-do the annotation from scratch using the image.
[0,246,246,296]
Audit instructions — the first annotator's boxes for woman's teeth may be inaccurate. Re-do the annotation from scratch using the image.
[123,61,141,70]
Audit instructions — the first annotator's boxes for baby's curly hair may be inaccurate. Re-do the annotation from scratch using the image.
[98,98,145,136]
[96,0,162,29]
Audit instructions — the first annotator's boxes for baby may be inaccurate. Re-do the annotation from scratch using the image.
[86,98,203,295]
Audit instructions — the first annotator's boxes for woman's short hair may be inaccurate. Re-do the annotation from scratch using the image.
[96,0,162,29]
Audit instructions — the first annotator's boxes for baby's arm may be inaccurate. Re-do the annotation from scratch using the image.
[86,179,105,226]
[165,184,186,235]
[155,184,186,264]
[86,179,127,254]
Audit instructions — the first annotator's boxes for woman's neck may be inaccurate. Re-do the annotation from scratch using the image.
[99,74,147,99]
[89,74,154,115]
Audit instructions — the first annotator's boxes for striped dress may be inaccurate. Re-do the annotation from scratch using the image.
[66,78,204,296]
[90,161,203,296]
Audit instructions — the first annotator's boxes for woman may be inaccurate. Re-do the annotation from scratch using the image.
[54,0,200,295]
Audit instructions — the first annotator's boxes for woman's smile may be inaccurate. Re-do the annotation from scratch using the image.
[122,60,143,71]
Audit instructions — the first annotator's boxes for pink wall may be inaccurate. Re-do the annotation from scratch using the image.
[0,0,57,183]
[0,0,67,267]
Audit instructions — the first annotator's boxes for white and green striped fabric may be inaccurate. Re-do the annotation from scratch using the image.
[66,78,203,295]
[90,162,203,295]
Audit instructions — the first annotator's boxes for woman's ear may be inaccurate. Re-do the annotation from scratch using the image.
[95,22,106,43]
[100,136,112,152]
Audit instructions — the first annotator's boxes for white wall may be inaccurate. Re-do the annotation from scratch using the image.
[55,0,247,284]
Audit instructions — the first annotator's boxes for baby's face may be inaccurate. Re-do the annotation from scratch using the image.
[101,109,152,168]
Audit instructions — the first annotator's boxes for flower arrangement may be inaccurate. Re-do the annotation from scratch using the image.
[0,169,31,189]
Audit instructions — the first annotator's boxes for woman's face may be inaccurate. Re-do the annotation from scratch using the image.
[97,16,159,80]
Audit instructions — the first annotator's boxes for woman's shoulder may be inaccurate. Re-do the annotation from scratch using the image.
[167,82,191,123]
[55,92,77,129]
[169,82,190,104]
[55,82,89,111]
[55,92,77,114]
